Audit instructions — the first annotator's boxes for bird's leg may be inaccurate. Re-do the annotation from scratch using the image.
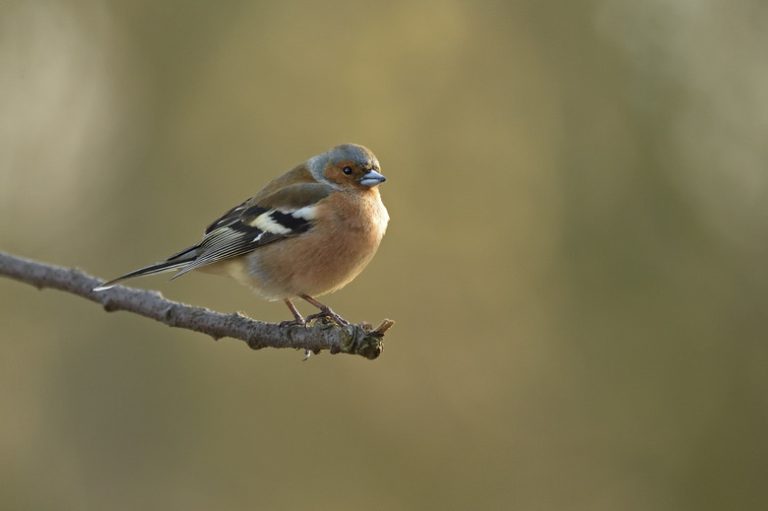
[300,294,350,326]
[281,299,314,360]
[279,299,306,327]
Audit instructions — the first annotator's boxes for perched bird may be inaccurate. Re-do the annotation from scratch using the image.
[95,143,389,325]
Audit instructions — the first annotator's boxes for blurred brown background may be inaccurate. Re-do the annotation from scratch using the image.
[2,1,767,510]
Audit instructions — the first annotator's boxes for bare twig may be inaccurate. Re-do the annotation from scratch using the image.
[0,251,391,359]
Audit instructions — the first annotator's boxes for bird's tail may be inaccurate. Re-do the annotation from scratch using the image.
[93,246,198,291]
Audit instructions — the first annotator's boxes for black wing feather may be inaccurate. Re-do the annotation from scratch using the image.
[99,183,331,287]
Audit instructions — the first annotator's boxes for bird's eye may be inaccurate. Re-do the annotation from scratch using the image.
[342,166,353,175]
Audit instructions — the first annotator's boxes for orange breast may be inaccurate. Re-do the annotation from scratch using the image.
[242,190,389,300]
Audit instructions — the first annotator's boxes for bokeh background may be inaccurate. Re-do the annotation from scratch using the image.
[2,1,767,509]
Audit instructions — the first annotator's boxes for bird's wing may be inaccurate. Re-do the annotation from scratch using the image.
[172,182,333,278]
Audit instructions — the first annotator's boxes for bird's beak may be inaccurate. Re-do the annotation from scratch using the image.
[360,170,387,187]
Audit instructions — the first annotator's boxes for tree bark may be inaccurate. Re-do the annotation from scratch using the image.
[0,251,393,359]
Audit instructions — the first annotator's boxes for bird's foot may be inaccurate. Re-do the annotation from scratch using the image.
[279,318,306,328]
[280,299,307,327]
[306,307,350,326]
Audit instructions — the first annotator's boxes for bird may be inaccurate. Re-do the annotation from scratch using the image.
[94,143,389,326]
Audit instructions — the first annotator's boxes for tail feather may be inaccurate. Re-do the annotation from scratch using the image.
[93,257,196,291]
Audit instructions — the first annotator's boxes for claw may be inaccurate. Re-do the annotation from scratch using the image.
[306,309,349,326]
[300,294,350,326]
[279,318,306,328]
[282,298,306,326]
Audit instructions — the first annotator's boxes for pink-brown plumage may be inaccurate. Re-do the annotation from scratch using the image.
[241,187,388,299]
[97,143,389,325]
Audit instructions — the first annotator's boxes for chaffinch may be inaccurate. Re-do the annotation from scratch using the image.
[95,143,389,325]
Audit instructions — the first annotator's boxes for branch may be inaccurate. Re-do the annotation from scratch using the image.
[0,251,393,359]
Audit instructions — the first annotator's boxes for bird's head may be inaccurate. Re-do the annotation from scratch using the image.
[310,143,386,190]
